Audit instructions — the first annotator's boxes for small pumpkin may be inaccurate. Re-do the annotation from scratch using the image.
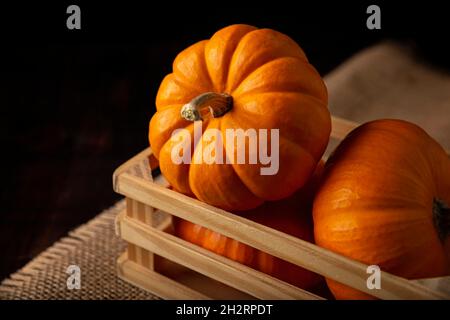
[313,119,450,299]
[149,24,330,211]
[173,162,325,291]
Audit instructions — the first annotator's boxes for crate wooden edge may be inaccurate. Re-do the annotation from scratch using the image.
[116,173,449,299]
[114,116,450,300]
[117,250,260,300]
[117,251,210,300]
[116,207,211,300]
[116,210,323,300]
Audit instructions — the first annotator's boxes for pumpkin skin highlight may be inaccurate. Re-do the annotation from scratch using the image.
[173,162,325,291]
[313,119,450,299]
[149,24,330,211]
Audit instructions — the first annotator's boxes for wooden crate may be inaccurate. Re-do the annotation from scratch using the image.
[113,116,450,300]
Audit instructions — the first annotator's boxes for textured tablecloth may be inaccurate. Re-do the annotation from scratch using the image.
[0,200,158,299]
[1,41,449,299]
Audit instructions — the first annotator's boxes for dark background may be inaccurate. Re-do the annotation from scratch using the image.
[0,2,449,280]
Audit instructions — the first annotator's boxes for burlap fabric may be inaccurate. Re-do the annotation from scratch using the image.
[326,41,450,151]
[0,200,158,299]
[1,41,449,299]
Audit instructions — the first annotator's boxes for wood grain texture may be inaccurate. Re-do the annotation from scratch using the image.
[114,145,449,299]
[117,252,209,300]
[331,116,359,139]
[126,199,154,269]
[117,211,322,300]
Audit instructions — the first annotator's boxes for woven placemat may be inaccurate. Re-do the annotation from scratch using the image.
[0,200,158,300]
[1,41,449,300]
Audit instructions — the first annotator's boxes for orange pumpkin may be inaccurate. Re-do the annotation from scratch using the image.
[149,24,330,211]
[313,119,450,299]
[173,162,325,291]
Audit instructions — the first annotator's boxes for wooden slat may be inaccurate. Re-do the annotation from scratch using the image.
[117,252,209,300]
[127,242,137,262]
[412,277,450,296]
[117,212,322,300]
[122,147,156,269]
[113,147,153,190]
[118,147,162,270]
[153,256,255,300]
[115,173,448,300]
[331,116,359,139]
[126,198,154,269]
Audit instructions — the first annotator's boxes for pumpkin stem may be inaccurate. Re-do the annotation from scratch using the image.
[180,92,233,121]
[433,198,450,242]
